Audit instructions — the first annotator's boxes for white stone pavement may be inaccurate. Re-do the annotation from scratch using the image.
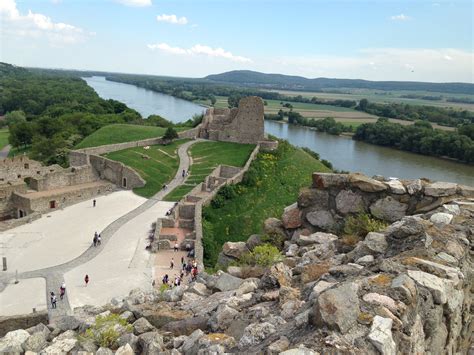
[64,200,173,309]
[0,191,146,274]
[0,278,46,316]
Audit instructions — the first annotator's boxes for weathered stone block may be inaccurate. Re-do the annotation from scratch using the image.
[335,190,365,214]
[282,203,302,229]
[370,196,408,222]
[348,173,388,192]
[424,182,458,197]
[312,173,349,189]
[306,210,335,230]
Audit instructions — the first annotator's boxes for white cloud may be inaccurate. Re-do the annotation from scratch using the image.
[444,55,453,61]
[0,0,87,44]
[156,14,188,25]
[147,42,252,63]
[116,0,151,7]
[390,14,411,21]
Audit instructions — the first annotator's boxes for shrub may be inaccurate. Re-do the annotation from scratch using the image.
[163,127,179,140]
[261,233,285,250]
[238,243,283,267]
[302,147,320,160]
[343,212,387,238]
[79,313,132,349]
[321,159,333,169]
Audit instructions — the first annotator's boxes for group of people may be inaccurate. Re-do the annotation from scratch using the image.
[164,256,199,288]
[93,232,102,247]
[50,282,66,309]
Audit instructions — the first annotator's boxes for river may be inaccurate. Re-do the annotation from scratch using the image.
[83,76,205,122]
[84,76,474,185]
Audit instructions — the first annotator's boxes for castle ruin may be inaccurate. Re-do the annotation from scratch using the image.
[198,96,267,144]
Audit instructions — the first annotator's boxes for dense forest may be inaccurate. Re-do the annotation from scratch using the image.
[0,63,176,165]
[353,118,474,164]
[205,70,474,94]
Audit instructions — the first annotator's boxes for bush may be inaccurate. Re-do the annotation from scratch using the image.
[343,212,387,237]
[163,127,179,140]
[238,243,283,267]
[79,313,132,349]
[302,147,320,160]
[321,159,333,169]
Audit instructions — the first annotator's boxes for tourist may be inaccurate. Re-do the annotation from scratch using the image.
[84,274,89,287]
[97,235,102,246]
[59,282,66,300]
[162,274,169,284]
[182,169,185,178]
[174,243,179,252]
[170,258,174,269]
[162,184,167,190]
[93,199,96,207]
[50,292,57,309]
[185,243,191,252]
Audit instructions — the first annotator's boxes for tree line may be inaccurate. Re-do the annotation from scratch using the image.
[353,118,474,164]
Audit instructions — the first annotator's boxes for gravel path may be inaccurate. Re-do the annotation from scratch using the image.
[0,139,202,323]
[0,145,11,159]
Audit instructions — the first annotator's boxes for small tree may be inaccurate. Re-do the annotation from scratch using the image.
[163,127,178,141]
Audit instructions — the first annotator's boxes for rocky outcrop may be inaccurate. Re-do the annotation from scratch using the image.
[1,173,472,354]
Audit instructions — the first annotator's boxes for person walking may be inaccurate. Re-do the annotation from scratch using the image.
[93,199,96,207]
[84,274,89,287]
[97,235,102,246]
[170,258,174,269]
[182,169,185,178]
[59,282,66,300]
[50,292,57,309]
[93,234,98,247]
[174,243,179,252]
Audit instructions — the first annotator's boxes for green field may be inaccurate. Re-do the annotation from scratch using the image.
[75,124,170,149]
[164,141,255,201]
[0,129,9,150]
[202,140,331,267]
[104,139,189,198]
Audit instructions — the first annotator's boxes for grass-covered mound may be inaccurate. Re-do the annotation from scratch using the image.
[202,140,331,267]
[75,124,169,149]
[0,129,9,150]
[104,139,189,198]
[164,141,255,201]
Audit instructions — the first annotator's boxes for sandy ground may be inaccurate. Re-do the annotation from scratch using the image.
[64,201,174,309]
[0,278,46,316]
[0,191,146,273]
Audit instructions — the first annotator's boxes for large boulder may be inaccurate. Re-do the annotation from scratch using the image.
[282,203,303,229]
[246,234,264,251]
[296,232,338,246]
[222,241,249,259]
[335,190,365,214]
[306,210,336,230]
[238,322,276,349]
[132,317,155,335]
[0,329,30,353]
[297,188,329,209]
[370,196,408,222]
[23,332,47,352]
[424,182,457,197]
[42,330,78,354]
[214,272,244,292]
[259,262,292,289]
[137,331,164,354]
[311,282,359,334]
[430,212,453,225]
[162,316,208,336]
[385,179,406,194]
[115,343,134,355]
[348,173,387,192]
[367,316,396,355]
[161,285,187,302]
[181,329,204,354]
[407,270,454,305]
[209,304,239,331]
[263,218,287,239]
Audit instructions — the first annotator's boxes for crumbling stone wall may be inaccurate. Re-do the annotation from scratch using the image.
[199,96,265,144]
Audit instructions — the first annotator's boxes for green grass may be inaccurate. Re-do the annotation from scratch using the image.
[104,139,189,198]
[75,124,169,149]
[202,140,331,267]
[164,141,256,201]
[0,129,9,150]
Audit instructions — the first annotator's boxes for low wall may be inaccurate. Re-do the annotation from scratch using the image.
[29,166,98,192]
[0,311,48,337]
[89,155,145,189]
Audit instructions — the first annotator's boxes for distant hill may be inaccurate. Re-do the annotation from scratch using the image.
[205,70,474,95]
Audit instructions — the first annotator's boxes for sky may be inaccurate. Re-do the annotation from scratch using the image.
[0,0,473,83]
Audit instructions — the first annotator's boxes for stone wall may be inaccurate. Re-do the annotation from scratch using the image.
[0,182,26,220]
[88,155,145,190]
[28,166,98,192]
[198,96,265,144]
[294,172,474,233]
[0,311,48,337]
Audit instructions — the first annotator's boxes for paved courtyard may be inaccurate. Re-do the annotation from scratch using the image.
[0,278,46,316]
[0,191,146,273]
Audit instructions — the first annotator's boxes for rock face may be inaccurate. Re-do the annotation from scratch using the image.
[311,282,360,334]
[0,173,471,355]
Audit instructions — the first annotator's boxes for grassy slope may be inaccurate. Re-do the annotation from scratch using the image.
[202,141,331,266]
[164,141,255,201]
[75,124,169,149]
[0,129,9,150]
[104,139,188,198]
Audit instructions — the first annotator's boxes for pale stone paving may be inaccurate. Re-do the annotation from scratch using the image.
[0,139,202,323]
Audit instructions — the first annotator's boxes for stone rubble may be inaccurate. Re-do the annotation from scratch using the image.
[0,173,472,354]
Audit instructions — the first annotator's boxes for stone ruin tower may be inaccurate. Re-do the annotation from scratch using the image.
[198,96,265,144]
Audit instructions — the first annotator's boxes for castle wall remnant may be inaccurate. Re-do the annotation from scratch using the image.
[198,96,266,144]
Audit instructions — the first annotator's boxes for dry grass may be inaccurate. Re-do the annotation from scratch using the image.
[368,274,393,287]
[340,234,362,247]
[358,312,374,325]
[301,262,330,283]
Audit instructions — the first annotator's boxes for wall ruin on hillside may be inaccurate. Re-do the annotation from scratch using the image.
[198,96,266,144]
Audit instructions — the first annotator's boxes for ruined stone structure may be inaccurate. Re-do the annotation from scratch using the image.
[199,96,271,145]
[0,156,114,227]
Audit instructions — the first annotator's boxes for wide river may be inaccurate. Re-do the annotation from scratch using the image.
[84,76,474,185]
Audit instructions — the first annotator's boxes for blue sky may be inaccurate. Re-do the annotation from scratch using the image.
[1,0,473,82]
